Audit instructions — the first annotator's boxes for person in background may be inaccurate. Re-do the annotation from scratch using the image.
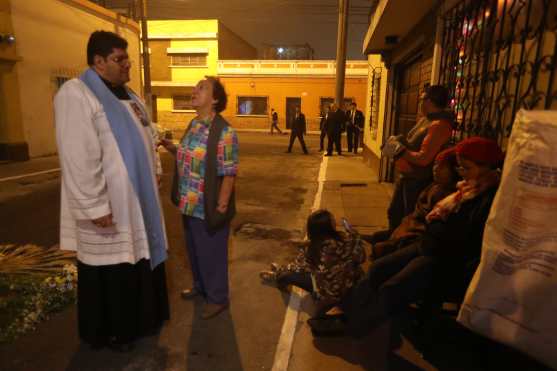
[325,103,344,156]
[286,106,309,154]
[270,108,282,135]
[346,102,365,154]
[161,77,239,320]
[54,30,169,351]
[319,105,329,152]
[382,85,455,231]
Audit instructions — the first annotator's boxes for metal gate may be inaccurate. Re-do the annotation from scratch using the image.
[438,0,557,146]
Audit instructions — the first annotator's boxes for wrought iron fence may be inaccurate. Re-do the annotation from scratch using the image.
[438,0,557,146]
[369,67,382,140]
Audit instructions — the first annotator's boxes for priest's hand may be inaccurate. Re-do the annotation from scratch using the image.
[92,213,115,228]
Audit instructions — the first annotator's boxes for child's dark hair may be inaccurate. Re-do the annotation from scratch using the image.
[306,209,342,266]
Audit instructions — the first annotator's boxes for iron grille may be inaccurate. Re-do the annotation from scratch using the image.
[369,67,382,140]
[438,0,557,146]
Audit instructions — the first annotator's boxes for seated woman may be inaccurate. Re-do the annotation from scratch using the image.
[371,148,459,259]
[260,209,366,315]
[308,137,504,337]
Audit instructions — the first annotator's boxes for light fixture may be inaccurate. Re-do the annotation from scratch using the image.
[277,47,284,54]
[0,34,16,44]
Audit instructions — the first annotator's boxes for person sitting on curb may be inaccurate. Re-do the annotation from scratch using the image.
[369,147,459,260]
[308,137,504,338]
[260,209,366,316]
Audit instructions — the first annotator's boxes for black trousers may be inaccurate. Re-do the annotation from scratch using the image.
[342,243,434,337]
[326,131,341,155]
[77,259,169,346]
[288,131,308,153]
[271,122,282,134]
[346,125,354,152]
[319,129,327,151]
[352,128,361,153]
[276,271,313,293]
[387,176,432,231]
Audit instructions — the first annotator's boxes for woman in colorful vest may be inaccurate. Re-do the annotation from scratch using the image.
[161,77,239,320]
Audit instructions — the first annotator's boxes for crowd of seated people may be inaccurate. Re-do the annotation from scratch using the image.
[306,137,504,337]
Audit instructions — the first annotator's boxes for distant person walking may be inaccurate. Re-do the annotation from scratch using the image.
[286,106,309,154]
[270,108,282,135]
[346,102,364,153]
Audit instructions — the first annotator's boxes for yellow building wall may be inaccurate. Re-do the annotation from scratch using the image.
[148,20,220,121]
[220,76,367,131]
[156,75,368,134]
[363,54,388,158]
[11,0,141,158]
[0,0,26,159]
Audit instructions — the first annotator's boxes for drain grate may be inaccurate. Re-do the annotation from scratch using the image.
[340,183,368,188]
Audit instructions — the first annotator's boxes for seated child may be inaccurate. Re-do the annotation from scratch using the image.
[260,209,366,315]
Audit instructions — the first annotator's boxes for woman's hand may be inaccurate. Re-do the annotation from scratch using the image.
[216,202,228,214]
[159,138,177,155]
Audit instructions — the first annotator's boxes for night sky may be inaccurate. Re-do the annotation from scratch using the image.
[146,0,371,59]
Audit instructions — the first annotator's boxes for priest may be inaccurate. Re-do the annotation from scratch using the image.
[54,30,169,351]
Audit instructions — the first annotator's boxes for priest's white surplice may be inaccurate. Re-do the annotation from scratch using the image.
[54,78,167,266]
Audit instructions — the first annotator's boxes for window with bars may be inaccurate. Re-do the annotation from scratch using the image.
[173,95,194,111]
[170,53,207,67]
[438,0,557,145]
[237,96,268,115]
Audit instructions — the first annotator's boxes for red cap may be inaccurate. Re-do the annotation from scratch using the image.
[455,137,504,166]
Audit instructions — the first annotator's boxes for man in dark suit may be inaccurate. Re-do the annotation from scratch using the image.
[325,103,344,156]
[319,105,329,152]
[346,102,365,153]
[286,106,308,154]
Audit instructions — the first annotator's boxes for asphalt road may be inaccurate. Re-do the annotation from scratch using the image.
[0,132,324,371]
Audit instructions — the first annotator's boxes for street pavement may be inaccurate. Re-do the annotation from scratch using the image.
[0,133,550,371]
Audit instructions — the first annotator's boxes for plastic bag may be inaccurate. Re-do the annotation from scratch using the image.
[457,110,557,369]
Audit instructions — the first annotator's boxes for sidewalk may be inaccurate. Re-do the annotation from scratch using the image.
[319,153,392,234]
[285,153,428,371]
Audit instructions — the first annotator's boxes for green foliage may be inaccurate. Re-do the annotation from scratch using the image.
[0,264,77,343]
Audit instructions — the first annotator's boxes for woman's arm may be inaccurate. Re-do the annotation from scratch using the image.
[400,121,452,167]
[216,175,235,213]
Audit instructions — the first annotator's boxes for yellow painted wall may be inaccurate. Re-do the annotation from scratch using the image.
[10,0,141,157]
[148,20,219,83]
[155,75,368,134]
[363,54,389,158]
[0,0,25,148]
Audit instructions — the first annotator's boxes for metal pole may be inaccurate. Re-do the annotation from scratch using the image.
[139,0,152,116]
[335,0,349,106]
